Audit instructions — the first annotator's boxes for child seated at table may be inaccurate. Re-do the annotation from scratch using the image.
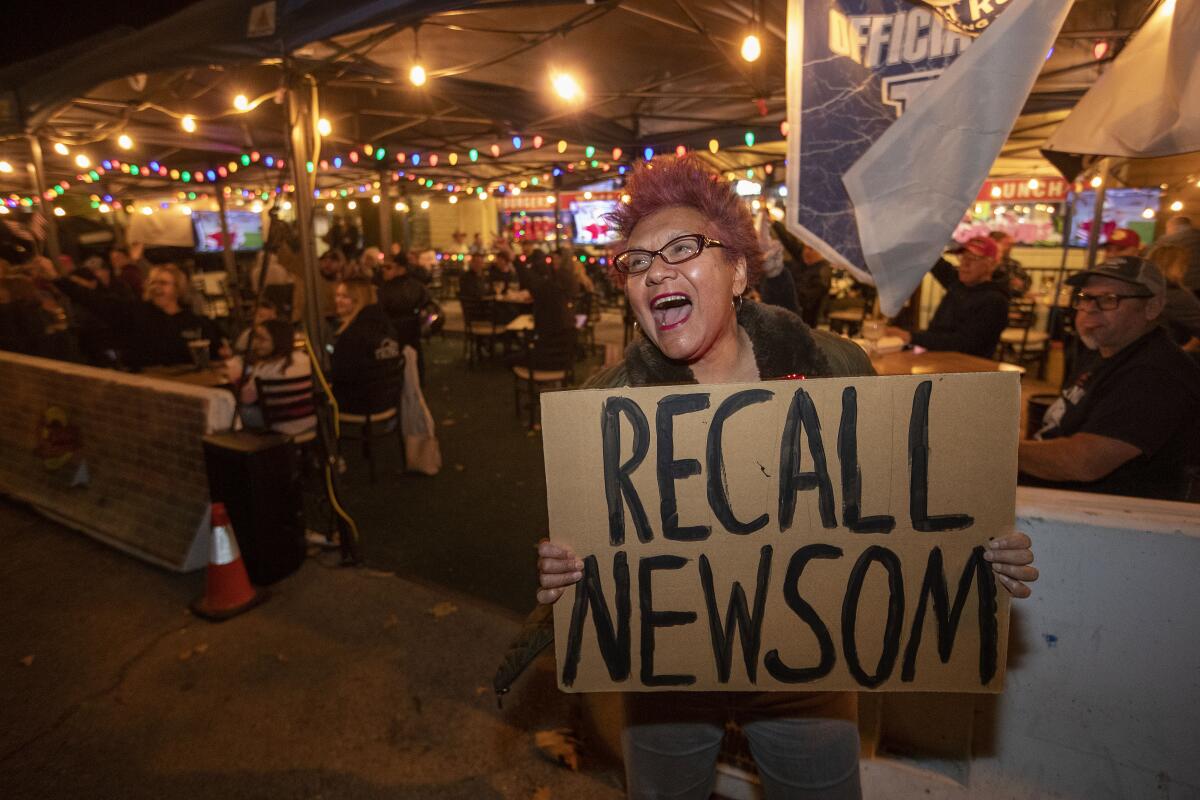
[225,319,314,436]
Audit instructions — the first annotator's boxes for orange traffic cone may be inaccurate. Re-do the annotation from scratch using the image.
[191,502,266,621]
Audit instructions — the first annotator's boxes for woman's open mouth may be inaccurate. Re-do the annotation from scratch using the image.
[651,292,693,331]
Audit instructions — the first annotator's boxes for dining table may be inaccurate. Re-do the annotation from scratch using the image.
[869,349,1024,376]
[141,363,233,389]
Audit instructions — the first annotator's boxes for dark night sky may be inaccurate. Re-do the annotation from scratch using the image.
[4,1,191,68]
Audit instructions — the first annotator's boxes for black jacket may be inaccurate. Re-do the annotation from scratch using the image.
[330,304,403,414]
[125,303,223,368]
[911,259,1010,358]
[378,275,430,351]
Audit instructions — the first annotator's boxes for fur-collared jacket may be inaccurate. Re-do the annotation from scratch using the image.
[493,300,874,697]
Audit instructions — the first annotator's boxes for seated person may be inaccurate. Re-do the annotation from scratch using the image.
[526,251,577,334]
[489,251,519,292]
[885,237,1010,358]
[329,279,403,415]
[378,258,431,382]
[225,319,314,436]
[124,263,225,368]
[232,300,279,354]
[1019,257,1200,501]
[458,253,490,300]
[1146,244,1200,352]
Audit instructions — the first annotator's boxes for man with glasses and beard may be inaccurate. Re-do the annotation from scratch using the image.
[1019,256,1200,501]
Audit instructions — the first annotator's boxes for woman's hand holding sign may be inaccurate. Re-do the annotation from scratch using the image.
[538,531,1039,604]
[537,538,582,605]
[984,530,1038,598]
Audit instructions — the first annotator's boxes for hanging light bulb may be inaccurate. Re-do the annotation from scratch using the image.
[117,134,134,150]
[743,131,756,147]
[54,142,70,156]
[0,161,12,173]
[1090,175,1103,189]
[490,144,501,158]
[317,118,332,137]
[181,115,197,133]
[74,154,91,169]
[53,207,66,217]
[741,33,762,63]
[533,135,544,149]
[448,195,459,204]
[409,63,427,86]
[557,139,568,154]
[551,72,582,101]
[234,94,250,111]
[449,152,458,166]
[420,199,430,210]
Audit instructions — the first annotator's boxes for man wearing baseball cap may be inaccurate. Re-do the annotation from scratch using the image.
[1019,256,1200,500]
[885,236,1010,358]
[1102,227,1142,259]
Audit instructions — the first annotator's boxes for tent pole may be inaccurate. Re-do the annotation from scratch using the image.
[216,188,238,284]
[27,135,62,261]
[1084,159,1110,269]
[378,172,393,257]
[284,71,326,363]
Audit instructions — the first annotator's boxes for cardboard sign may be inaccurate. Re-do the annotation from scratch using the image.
[542,372,1018,693]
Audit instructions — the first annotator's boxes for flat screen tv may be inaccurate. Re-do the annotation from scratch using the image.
[570,199,621,246]
[192,210,265,253]
[1068,188,1161,248]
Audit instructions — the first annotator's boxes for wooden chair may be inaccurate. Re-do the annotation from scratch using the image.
[511,328,577,429]
[460,298,503,367]
[336,358,405,483]
[997,301,1050,379]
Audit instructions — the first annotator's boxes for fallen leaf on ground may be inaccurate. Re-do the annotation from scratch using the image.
[532,788,552,800]
[19,655,34,667]
[430,601,458,618]
[383,614,400,629]
[535,728,580,771]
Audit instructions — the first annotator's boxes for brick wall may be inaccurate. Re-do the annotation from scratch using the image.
[0,352,236,571]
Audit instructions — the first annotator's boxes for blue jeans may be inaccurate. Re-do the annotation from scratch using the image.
[621,692,861,799]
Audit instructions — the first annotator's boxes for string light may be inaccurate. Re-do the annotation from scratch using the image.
[420,200,430,210]
[741,34,762,62]
[54,143,70,156]
[448,195,459,204]
[449,153,458,166]
[74,154,90,169]
[317,118,332,136]
[325,202,335,211]
[1090,176,1103,188]
[53,207,66,217]
[557,140,568,154]
[744,131,756,147]
[181,115,197,133]
[347,200,357,209]
[234,94,250,111]
[0,161,12,173]
[409,64,427,87]
[117,134,134,150]
[1171,200,1185,212]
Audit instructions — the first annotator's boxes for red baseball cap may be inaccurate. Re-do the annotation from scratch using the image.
[1104,228,1141,251]
[962,236,999,260]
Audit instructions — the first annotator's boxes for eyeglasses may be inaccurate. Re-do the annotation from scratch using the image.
[1070,291,1151,311]
[612,234,724,275]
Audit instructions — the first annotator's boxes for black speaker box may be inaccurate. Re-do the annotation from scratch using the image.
[202,431,305,585]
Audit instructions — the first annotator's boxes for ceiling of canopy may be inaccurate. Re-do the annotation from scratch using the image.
[0,0,1167,208]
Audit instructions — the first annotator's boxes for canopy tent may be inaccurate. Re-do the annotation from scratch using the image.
[1042,0,1200,180]
[0,0,1158,213]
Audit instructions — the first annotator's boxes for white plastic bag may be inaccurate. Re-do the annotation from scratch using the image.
[400,346,442,475]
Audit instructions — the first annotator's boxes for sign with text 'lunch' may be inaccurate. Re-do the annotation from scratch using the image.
[543,373,1018,693]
